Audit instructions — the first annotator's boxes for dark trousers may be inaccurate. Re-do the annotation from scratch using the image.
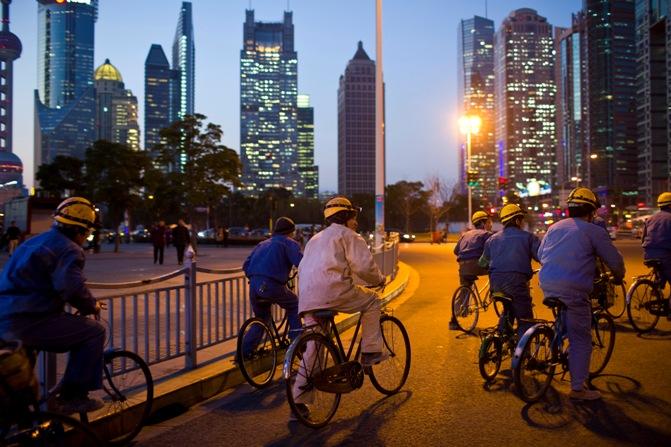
[153,244,164,264]
[490,272,534,337]
[175,244,186,264]
[241,278,300,355]
[0,313,105,394]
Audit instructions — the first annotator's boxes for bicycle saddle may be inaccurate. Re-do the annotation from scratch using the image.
[492,293,512,304]
[312,309,338,319]
[644,259,662,268]
[542,297,565,309]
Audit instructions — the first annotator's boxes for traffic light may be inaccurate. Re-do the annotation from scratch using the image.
[467,170,479,187]
[498,176,509,190]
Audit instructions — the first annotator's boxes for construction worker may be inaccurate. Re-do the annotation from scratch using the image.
[641,192,671,309]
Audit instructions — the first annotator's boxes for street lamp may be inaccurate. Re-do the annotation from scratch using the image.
[459,115,481,226]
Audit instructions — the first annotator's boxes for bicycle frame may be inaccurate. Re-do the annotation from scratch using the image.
[626,266,663,304]
[311,314,365,364]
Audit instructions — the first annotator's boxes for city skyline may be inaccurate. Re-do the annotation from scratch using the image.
[11,0,580,192]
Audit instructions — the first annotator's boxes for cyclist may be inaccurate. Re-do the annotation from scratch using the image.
[479,204,540,337]
[241,217,303,357]
[292,197,385,418]
[641,192,671,311]
[0,197,105,413]
[538,187,624,400]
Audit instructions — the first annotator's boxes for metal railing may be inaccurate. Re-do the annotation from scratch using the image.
[39,235,400,392]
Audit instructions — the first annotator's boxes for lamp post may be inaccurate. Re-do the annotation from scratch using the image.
[459,115,481,226]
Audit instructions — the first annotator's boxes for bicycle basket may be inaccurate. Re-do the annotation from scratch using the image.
[0,339,39,404]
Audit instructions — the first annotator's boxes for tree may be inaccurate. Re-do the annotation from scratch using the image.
[385,181,428,232]
[35,156,85,197]
[154,114,241,222]
[424,176,454,233]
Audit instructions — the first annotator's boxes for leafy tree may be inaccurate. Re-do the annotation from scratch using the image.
[35,156,85,196]
[385,181,428,232]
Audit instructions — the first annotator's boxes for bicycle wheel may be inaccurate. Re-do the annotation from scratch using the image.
[589,311,615,376]
[605,280,626,319]
[451,286,479,333]
[237,318,277,388]
[4,411,103,446]
[88,350,153,446]
[626,279,661,333]
[513,325,556,403]
[284,333,342,428]
[368,315,411,395]
[478,335,502,382]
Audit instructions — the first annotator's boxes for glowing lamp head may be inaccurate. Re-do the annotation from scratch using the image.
[459,115,481,135]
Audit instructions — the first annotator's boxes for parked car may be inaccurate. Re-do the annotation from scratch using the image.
[249,228,271,239]
[197,228,217,242]
[387,228,416,243]
[131,227,150,242]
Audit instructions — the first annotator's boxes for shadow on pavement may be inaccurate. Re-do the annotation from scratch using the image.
[482,368,514,394]
[267,390,413,446]
[210,381,287,413]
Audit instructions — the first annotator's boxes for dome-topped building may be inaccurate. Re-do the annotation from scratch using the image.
[94,58,123,82]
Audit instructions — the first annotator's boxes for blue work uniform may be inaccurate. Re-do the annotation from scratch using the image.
[641,210,671,297]
[454,229,492,286]
[0,227,104,395]
[480,226,540,336]
[538,217,624,391]
[241,235,303,354]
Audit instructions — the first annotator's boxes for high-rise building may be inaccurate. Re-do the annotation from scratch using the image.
[583,0,638,205]
[297,94,318,199]
[34,0,97,176]
[173,1,195,120]
[240,9,301,196]
[144,44,179,151]
[338,41,376,196]
[635,0,670,205]
[0,0,24,204]
[457,15,496,205]
[494,8,556,199]
[555,13,587,193]
[94,59,140,151]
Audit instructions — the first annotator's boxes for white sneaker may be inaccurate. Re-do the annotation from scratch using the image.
[569,388,602,401]
[361,351,390,367]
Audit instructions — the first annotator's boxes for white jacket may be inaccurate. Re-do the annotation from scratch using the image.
[298,223,384,314]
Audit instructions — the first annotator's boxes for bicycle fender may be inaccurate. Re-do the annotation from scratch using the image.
[511,322,549,369]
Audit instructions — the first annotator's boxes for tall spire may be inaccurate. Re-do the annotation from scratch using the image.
[353,41,371,61]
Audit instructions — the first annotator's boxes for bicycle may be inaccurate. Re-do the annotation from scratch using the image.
[512,296,615,403]
[451,277,502,333]
[591,259,627,319]
[626,259,669,333]
[283,306,411,428]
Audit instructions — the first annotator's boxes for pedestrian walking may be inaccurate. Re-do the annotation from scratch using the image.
[172,219,190,265]
[150,220,167,265]
[5,221,21,257]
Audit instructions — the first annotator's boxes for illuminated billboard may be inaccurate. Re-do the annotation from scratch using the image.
[516,178,552,198]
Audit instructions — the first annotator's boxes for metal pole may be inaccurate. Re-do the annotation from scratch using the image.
[184,247,197,369]
[467,130,472,227]
[374,0,385,247]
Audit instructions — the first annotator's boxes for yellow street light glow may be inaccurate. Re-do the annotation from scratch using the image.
[459,115,482,135]
[590,154,598,159]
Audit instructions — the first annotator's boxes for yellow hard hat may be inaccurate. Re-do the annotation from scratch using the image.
[324,196,358,219]
[53,197,98,230]
[567,187,599,209]
[471,211,490,225]
[657,192,671,208]
[499,204,525,225]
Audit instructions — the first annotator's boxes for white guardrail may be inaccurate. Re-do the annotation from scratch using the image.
[38,234,400,393]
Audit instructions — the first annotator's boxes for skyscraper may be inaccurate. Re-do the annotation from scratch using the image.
[583,0,638,205]
[144,44,179,151]
[34,0,97,175]
[240,9,300,196]
[338,41,376,197]
[0,0,24,204]
[94,59,140,151]
[494,8,556,199]
[297,94,318,199]
[635,0,670,205]
[458,16,496,205]
[173,1,195,119]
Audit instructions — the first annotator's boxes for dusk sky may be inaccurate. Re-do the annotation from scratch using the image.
[10,0,581,191]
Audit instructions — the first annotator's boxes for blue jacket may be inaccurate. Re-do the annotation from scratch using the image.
[539,218,625,299]
[0,227,97,320]
[454,229,492,262]
[642,210,671,260]
[480,226,540,278]
[243,235,303,284]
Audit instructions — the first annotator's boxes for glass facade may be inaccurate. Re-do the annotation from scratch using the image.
[172,1,195,120]
[240,9,301,196]
[338,41,377,196]
[144,44,179,151]
[458,16,497,204]
[297,94,318,199]
[495,9,556,198]
[34,0,97,175]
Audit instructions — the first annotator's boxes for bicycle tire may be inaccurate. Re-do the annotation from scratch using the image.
[367,315,411,395]
[89,349,153,446]
[3,411,104,446]
[478,334,502,382]
[626,279,661,333]
[284,332,342,429]
[589,311,615,376]
[513,325,556,403]
[237,318,278,388]
[605,280,626,319]
[451,286,479,333]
